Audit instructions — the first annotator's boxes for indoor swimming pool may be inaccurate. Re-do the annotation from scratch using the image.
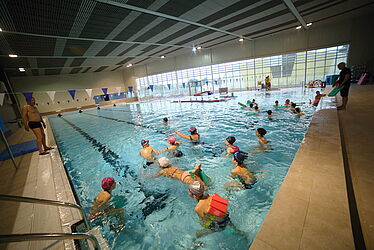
[49,88,319,249]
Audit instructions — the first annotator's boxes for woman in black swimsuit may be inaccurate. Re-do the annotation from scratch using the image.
[174,127,200,144]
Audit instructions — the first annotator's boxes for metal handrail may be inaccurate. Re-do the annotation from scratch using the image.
[0,194,90,230]
[0,233,100,250]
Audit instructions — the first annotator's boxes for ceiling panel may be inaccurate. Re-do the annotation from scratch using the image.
[0,0,371,76]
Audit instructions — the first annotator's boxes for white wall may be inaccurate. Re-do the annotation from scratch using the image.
[11,70,135,113]
[126,12,374,78]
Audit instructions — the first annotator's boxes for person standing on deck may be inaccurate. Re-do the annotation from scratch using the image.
[334,62,351,110]
[22,97,53,155]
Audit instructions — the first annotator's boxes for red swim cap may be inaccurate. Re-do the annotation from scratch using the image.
[101,177,115,191]
[168,136,176,144]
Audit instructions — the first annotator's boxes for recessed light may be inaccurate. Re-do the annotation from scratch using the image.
[126,64,132,67]
[19,68,25,72]
[296,26,302,30]
[160,55,165,59]
[197,46,202,50]
[239,38,244,42]
[0,28,2,32]
[192,46,197,52]
[9,54,18,58]
[306,22,312,26]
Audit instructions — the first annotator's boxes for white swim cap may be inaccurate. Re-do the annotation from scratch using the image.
[158,157,171,168]
[188,181,205,196]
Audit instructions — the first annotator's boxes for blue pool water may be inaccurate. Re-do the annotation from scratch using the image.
[49,88,318,249]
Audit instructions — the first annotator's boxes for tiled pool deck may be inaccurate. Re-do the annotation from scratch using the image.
[0,119,82,250]
[1,85,373,249]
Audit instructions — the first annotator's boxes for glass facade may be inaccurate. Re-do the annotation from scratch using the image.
[136,44,349,98]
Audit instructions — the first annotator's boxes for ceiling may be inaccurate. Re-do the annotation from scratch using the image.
[0,0,373,77]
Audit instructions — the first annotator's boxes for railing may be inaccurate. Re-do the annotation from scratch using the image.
[0,233,100,250]
[0,194,101,249]
[0,194,90,230]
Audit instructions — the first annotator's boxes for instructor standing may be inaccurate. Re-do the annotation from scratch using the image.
[334,62,351,110]
[22,97,52,155]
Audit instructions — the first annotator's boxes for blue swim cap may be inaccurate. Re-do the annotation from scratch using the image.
[233,151,248,164]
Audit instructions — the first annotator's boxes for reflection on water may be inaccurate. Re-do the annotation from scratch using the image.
[50,88,319,249]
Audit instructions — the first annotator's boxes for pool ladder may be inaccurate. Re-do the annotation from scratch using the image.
[0,194,101,250]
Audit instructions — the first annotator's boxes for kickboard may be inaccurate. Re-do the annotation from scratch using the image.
[328,86,344,97]
[238,102,247,107]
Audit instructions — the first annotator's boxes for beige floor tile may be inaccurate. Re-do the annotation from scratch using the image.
[250,237,277,250]
[309,173,349,216]
[255,192,308,250]
[300,203,354,250]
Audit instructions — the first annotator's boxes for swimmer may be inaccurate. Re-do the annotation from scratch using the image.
[139,139,159,167]
[155,157,212,187]
[225,136,239,157]
[313,91,326,106]
[244,103,254,110]
[266,110,273,117]
[254,105,260,111]
[289,102,297,111]
[256,128,267,144]
[295,107,305,116]
[174,127,200,144]
[188,181,236,238]
[251,99,257,105]
[89,177,124,221]
[163,117,169,124]
[274,100,279,108]
[224,152,255,190]
[284,99,291,106]
[161,136,183,157]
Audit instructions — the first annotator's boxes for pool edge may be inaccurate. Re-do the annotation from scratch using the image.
[250,87,354,250]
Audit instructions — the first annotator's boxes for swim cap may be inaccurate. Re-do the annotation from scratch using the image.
[188,181,205,197]
[233,151,248,164]
[163,117,168,122]
[291,103,296,108]
[295,107,301,113]
[101,177,115,191]
[257,128,267,136]
[226,136,236,145]
[158,157,171,168]
[168,136,176,144]
[267,110,272,115]
[141,139,149,146]
[188,127,197,133]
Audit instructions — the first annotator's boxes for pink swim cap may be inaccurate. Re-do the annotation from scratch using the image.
[101,177,115,191]
[168,136,176,144]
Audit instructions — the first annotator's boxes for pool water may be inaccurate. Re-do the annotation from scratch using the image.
[49,88,318,249]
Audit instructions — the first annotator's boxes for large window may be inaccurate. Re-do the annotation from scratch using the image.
[136,44,349,98]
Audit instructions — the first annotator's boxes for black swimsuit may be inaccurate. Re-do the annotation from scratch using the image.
[189,134,200,144]
[28,121,42,129]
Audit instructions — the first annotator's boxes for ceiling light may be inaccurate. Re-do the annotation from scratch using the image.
[197,46,202,50]
[160,55,165,59]
[192,46,197,52]
[19,68,25,72]
[0,28,2,32]
[306,22,312,27]
[9,54,18,58]
[296,26,302,30]
[239,38,244,42]
[126,64,132,67]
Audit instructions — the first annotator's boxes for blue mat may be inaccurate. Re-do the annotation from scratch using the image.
[0,140,38,161]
